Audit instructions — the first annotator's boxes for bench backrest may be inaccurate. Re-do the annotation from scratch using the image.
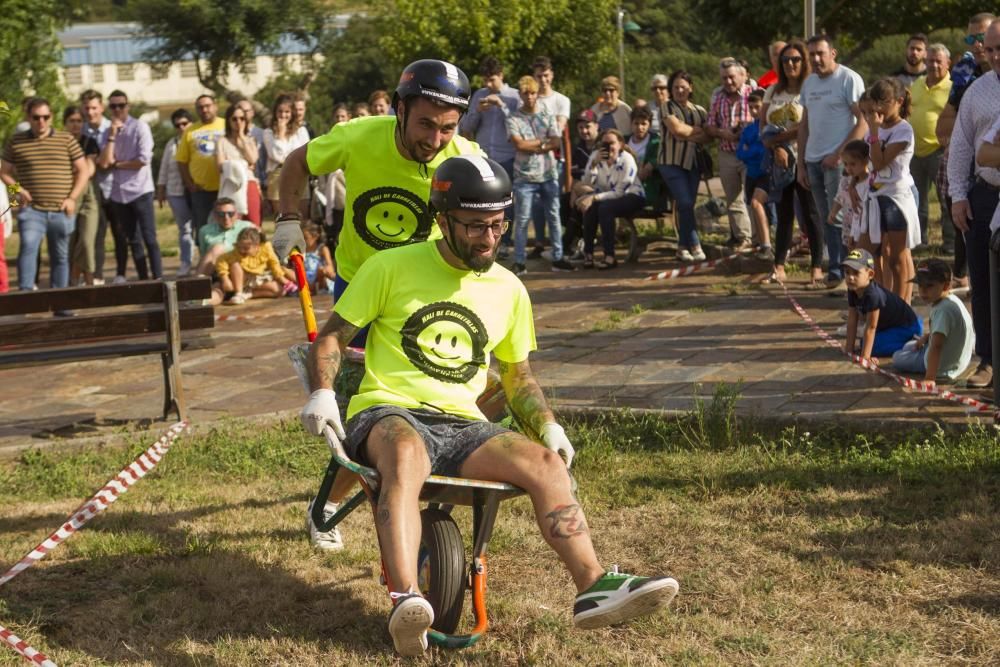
[0,278,214,348]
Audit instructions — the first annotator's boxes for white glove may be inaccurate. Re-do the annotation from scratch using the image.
[271,219,307,264]
[540,422,575,468]
[301,389,346,447]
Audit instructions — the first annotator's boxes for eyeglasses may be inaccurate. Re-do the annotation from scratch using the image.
[109,103,127,110]
[31,114,51,121]
[965,33,986,45]
[215,210,238,218]
[447,215,509,238]
[781,56,803,64]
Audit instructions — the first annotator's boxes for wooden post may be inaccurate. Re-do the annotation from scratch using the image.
[161,280,187,421]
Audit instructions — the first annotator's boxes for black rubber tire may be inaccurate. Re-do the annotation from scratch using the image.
[418,508,466,634]
[616,217,641,263]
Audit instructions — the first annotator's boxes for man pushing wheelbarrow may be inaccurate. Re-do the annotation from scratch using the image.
[297,155,679,656]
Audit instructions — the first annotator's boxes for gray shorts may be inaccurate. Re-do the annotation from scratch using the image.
[343,405,511,477]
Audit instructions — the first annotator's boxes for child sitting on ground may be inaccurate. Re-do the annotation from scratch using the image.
[843,248,922,363]
[213,227,296,306]
[302,222,335,294]
[891,259,974,386]
[736,89,772,261]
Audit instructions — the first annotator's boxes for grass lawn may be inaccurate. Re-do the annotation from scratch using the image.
[1,402,997,665]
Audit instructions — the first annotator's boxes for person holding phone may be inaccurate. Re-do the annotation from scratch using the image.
[573,128,645,269]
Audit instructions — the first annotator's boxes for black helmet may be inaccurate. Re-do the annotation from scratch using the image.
[393,59,471,111]
[430,155,513,214]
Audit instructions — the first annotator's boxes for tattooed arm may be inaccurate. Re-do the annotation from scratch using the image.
[307,312,361,391]
[498,358,554,435]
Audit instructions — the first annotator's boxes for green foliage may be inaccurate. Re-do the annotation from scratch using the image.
[0,0,70,143]
[128,0,329,97]
[370,0,618,114]
[692,0,984,63]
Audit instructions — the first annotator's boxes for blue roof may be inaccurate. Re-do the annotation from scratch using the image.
[57,21,340,67]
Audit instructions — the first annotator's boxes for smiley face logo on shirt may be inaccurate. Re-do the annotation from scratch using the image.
[353,186,433,251]
[401,301,488,383]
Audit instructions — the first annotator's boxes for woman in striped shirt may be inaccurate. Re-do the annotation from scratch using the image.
[573,128,645,269]
[657,71,710,262]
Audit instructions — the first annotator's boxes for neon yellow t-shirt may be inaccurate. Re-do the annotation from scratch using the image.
[175,118,226,191]
[305,115,481,281]
[334,242,536,421]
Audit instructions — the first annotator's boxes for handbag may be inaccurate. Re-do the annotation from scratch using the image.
[694,144,714,181]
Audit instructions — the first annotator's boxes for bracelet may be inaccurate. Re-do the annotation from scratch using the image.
[275,213,301,223]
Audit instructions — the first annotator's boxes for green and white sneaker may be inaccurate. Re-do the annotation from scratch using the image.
[573,566,679,629]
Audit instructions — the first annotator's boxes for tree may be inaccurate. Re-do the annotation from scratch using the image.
[0,0,69,142]
[693,0,985,63]
[371,0,620,113]
[129,0,330,98]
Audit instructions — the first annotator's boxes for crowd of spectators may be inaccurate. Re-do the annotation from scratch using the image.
[1,16,998,391]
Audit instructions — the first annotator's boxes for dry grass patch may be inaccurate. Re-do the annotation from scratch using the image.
[1,413,998,665]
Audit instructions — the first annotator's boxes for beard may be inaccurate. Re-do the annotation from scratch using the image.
[455,237,499,272]
[906,55,923,68]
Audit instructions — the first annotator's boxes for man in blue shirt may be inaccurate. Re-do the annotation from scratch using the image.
[460,56,520,242]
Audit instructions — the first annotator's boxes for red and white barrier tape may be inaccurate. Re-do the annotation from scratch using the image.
[0,627,55,667]
[645,253,739,281]
[781,284,998,416]
[0,421,188,666]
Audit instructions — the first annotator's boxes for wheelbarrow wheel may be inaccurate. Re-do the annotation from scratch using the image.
[418,508,466,634]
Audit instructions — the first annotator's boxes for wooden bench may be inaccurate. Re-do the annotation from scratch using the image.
[0,278,215,422]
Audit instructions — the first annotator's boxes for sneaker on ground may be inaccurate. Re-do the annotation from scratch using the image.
[92,278,105,286]
[228,292,248,305]
[551,258,575,272]
[691,248,707,261]
[529,245,545,259]
[755,246,775,262]
[306,499,345,551]
[733,239,754,253]
[512,262,527,276]
[112,275,127,285]
[966,360,993,388]
[573,566,679,629]
[387,590,434,656]
[676,249,694,262]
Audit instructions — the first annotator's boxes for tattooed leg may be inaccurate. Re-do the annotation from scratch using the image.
[365,415,430,594]
[460,432,605,593]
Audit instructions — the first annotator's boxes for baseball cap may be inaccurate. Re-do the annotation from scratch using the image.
[841,248,874,271]
[576,109,597,123]
[910,258,952,285]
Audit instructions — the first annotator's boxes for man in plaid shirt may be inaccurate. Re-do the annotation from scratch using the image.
[706,58,754,250]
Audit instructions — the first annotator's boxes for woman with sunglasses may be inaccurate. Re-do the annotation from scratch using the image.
[157,109,195,276]
[217,104,262,226]
[759,39,823,286]
[573,128,644,269]
[63,105,100,286]
[590,76,633,134]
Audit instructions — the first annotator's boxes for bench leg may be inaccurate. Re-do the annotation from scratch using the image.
[162,281,187,421]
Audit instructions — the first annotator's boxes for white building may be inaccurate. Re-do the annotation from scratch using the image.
[57,21,345,114]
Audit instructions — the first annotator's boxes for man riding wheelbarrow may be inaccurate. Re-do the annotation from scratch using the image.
[299,155,679,656]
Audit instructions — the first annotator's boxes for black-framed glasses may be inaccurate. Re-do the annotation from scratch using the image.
[215,210,238,218]
[31,114,51,121]
[965,33,986,45]
[446,214,509,238]
[109,103,127,110]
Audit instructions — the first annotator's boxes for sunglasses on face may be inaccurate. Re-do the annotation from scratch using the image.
[31,114,51,121]
[109,103,127,110]
[965,33,986,45]
[781,56,803,64]
[215,210,238,218]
